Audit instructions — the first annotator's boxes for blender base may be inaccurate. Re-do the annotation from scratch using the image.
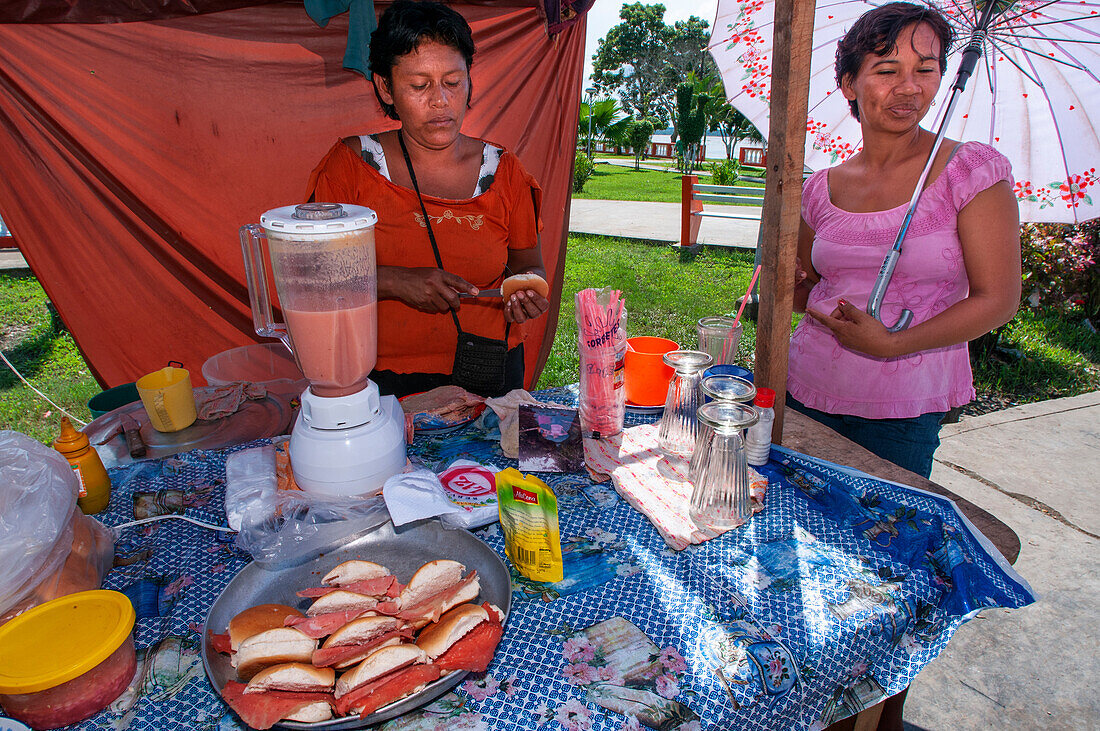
[288,386,406,497]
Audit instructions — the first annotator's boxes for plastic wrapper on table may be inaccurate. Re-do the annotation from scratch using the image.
[227,444,390,571]
[0,432,115,626]
[575,288,627,439]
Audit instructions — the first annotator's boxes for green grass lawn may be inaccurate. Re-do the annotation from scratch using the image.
[537,235,759,388]
[574,162,764,205]
[0,271,99,443]
[975,311,1100,402]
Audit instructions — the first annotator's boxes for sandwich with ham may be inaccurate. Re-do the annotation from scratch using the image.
[416,602,505,673]
[221,662,335,729]
[392,560,480,628]
[333,644,440,719]
[284,590,386,640]
[296,560,402,600]
[234,627,316,681]
[209,603,303,656]
[213,557,504,728]
[312,615,413,669]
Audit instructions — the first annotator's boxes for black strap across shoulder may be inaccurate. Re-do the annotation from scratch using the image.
[397,130,509,340]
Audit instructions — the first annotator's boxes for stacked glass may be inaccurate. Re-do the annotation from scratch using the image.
[656,350,713,461]
[688,401,759,528]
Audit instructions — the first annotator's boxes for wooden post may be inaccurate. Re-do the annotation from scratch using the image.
[753,0,814,443]
[680,174,702,247]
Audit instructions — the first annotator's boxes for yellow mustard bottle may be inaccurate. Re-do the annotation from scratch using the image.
[53,417,111,514]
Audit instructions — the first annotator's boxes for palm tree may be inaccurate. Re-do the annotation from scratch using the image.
[578,98,631,159]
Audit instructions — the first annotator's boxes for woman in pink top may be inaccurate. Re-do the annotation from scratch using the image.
[789,2,1021,482]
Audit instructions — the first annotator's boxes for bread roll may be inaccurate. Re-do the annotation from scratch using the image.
[228,604,303,651]
[501,273,549,300]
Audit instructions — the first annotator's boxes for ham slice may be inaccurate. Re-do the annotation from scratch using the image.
[209,631,232,655]
[434,616,503,673]
[221,680,333,730]
[397,571,479,623]
[285,610,365,639]
[296,576,397,599]
[311,629,415,668]
[334,664,442,718]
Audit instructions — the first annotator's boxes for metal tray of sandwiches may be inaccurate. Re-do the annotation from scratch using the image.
[202,519,512,729]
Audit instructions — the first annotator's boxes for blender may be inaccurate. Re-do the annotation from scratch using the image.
[240,202,406,496]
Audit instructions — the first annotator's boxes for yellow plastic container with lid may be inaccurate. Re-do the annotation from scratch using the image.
[52,417,111,514]
[0,590,137,729]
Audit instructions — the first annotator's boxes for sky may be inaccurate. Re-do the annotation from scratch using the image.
[582,0,721,89]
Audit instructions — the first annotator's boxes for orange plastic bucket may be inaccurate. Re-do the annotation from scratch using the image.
[624,336,679,406]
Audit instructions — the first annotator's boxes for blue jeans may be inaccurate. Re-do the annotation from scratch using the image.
[785,394,946,479]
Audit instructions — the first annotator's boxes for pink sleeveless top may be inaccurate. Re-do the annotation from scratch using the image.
[788,141,1013,419]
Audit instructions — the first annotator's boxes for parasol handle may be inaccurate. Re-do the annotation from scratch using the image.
[868,247,913,333]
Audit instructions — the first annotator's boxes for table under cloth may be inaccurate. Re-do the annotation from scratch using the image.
[52,389,1034,731]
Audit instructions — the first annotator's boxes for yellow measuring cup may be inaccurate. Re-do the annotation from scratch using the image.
[135,364,197,432]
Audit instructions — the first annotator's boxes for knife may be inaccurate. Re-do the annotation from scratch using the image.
[458,288,502,299]
[120,414,147,459]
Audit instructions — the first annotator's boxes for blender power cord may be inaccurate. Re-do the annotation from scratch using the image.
[110,514,234,538]
[0,348,88,427]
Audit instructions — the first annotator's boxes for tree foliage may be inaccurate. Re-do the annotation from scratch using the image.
[624,117,656,171]
[578,98,631,157]
[674,82,709,174]
[709,97,764,160]
[591,3,715,142]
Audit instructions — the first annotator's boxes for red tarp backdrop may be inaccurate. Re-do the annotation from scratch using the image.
[0,2,584,387]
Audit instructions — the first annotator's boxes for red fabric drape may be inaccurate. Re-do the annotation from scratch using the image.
[0,2,583,387]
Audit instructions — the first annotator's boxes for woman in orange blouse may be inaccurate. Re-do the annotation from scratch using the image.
[307,0,549,397]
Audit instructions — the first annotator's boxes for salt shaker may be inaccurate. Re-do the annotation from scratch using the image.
[689,401,758,528]
[745,387,776,466]
[656,350,713,461]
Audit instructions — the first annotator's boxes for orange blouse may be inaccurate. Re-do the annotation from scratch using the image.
[305,138,542,375]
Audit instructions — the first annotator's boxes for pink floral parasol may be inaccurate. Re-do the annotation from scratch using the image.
[709,0,1100,224]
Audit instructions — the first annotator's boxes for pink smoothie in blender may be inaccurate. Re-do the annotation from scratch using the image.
[284,301,377,397]
[241,202,406,496]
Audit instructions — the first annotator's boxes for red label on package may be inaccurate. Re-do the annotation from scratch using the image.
[512,486,539,505]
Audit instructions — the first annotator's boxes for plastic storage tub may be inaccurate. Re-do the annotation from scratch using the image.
[0,590,136,729]
[202,343,305,389]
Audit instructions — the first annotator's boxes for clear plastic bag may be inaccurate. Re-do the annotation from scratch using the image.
[227,446,390,571]
[575,288,628,438]
[0,431,114,625]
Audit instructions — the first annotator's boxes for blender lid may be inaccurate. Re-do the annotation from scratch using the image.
[261,203,377,233]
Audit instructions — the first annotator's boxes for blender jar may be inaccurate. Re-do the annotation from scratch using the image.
[241,203,378,398]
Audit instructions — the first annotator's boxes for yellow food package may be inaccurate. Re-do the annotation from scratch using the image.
[495,468,564,583]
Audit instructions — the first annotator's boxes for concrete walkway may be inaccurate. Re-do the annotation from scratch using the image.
[0,248,28,270]
[905,391,1100,729]
[569,199,760,249]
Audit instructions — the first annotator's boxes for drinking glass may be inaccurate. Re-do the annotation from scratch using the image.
[656,350,713,461]
[690,375,756,477]
[697,316,743,365]
[689,401,759,528]
[700,374,756,405]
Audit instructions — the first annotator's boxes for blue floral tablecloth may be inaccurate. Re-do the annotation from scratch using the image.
[54,390,1033,731]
